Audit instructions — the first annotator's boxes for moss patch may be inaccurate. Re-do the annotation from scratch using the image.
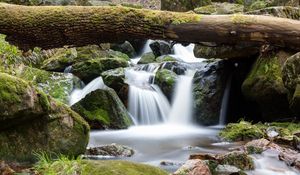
[35,157,168,175]
[220,120,300,142]
[219,121,264,141]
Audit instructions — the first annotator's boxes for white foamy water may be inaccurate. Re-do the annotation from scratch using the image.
[168,70,195,124]
[247,150,299,175]
[219,74,232,125]
[130,40,153,64]
[126,66,171,125]
[69,76,106,106]
[170,43,204,63]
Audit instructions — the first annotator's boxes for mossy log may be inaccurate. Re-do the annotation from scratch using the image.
[0,3,300,51]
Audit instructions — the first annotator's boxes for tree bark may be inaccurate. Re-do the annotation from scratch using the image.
[0,3,300,51]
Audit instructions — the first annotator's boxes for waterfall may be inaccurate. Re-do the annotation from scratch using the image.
[168,70,195,124]
[69,76,106,106]
[130,40,153,65]
[127,42,203,125]
[219,74,232,125]
[171,44,203,63]
[64,65,72,74]
[126,67,171,125]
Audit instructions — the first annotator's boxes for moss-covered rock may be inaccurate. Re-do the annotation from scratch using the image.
[219,121,264,141]
[193,59,229,125]
[0,73,89,162]
[137,52,156,64]
[41,45,129,73]
[72,88,133,129]
[14,65,81,104]
[149,41,172,57]
[194,2,244,14]
[0,73,50,129]
[220,151,254,170]
[220,121,300,144]
[36,159,168,175]
[161,0,212,12]
[193,44,259,59]
[242,51,291,121]
[247,6,300,20]
[111,41,136,58]
[41,48,77,72]
[156,55,177,63]
[154,69,177,101]
[282,52,300,97]
[243,0,299,11]
[72,57,129,84]
[101,67,128,106]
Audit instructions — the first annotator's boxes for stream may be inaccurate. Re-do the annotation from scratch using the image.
[70,41,300,175]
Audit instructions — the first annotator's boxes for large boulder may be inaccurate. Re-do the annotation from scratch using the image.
[14,65,81,104]
[41,48,78,72]
[282,52,300,96]
[154,69,178,101]
[193,44,259,59]
[242,51,292,121]
[41,45,129,73]
[192,59,229,125]
[101,67,128,105]
[110,41,136,58]
[138,52,156,64]
[0,73,89,162]
[247,6,300,20]
[149,41,172,57]
[72,57,129,84]
[161,0,211,12]
[71,88,133,129]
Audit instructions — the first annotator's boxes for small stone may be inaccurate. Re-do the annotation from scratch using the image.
[85,143,134,157]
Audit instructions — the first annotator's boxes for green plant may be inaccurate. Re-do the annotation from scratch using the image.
[34,152,83,175]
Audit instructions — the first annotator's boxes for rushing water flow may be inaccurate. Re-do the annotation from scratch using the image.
[126,66,171,125]
[69,77,106,106]
[84,40,299,174]
[219,74,232,125]
[248,150,299,175]
[168,70,195,125]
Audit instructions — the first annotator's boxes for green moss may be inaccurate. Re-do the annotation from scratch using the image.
[72,57,129,83]
[221,152,254,170]
[35,156,168,175]
[138,52,156,64]
[0,34,22,66]
[248,0,267,11]
[246,145,263,154]
[219,121,264,141]
[71,89,132,129]
[156,55,177,63]
[231,14,256,24]
[0,73,30,104]
[194,5,216,14]
[121,3,143,9]
[220,120,300,143]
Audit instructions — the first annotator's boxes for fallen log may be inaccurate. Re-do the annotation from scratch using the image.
[0,3,300,51]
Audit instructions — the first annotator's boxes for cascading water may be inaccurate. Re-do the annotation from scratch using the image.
[69,76,106,106]
[168,70,195,125]
[170,43,203,63]
[126,66,171,125]
[219,74,232,125]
